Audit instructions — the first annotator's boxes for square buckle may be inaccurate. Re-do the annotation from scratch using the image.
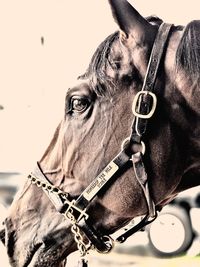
[132,91,157,119]
[65,199,89,222]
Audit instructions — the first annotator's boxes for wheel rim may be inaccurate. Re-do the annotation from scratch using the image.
[149,213,186,253]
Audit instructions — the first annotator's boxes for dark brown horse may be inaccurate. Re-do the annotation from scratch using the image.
[1,0,200,266]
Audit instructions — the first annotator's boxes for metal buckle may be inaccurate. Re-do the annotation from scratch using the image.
[65,199,89,222]
[132,91,157,119]
[121,137,146,156]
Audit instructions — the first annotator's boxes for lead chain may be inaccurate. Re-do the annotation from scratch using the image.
[28,174,69,198]
[64,210,90,257]
[71,224,87,257]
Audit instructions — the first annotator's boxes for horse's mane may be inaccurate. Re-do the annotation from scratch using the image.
[79,31,119,96]
[80,17,200,96]
[176,20,200,83]
[80,16,163,96]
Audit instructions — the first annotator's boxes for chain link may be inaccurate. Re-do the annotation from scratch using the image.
[71,222,88,257]
[63,209,90,257]
[28,174,69,198]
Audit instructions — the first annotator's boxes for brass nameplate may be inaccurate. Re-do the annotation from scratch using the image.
[82,161,119,201]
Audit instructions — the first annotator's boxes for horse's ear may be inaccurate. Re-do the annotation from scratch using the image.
[108,0,156,44]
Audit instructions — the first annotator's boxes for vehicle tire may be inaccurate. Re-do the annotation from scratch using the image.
[147,205,193,257]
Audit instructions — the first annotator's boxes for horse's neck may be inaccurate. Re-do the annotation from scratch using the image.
[170,79,200,193]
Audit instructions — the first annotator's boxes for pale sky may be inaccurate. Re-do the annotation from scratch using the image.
[0,0,199,171]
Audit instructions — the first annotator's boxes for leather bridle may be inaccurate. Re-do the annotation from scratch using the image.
[28,23,173,258]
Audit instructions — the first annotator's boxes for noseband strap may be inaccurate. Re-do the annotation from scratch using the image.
[28,23,173,256]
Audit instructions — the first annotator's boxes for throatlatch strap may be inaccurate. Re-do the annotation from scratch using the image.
[132,152,155,217]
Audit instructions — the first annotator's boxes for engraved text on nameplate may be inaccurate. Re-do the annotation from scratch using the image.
[83,161,119,201]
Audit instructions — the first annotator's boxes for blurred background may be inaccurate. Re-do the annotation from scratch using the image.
[0,0,200,266]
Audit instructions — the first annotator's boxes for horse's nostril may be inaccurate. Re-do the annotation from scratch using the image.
[0,228,5,245]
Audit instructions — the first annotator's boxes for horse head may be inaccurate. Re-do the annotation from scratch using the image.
[2,1,200,266]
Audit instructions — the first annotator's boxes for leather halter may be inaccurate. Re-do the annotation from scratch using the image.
[28,23,172,256]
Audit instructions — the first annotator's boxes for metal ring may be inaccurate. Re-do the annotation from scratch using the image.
[101,235,114,254]
[141,141,146,155]
[121,137,130,151]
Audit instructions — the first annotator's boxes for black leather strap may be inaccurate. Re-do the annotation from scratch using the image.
[78,219,113,253]
[75,149,130,211]
[132,23,172,140]
[115,23,173,244]
[77,258,88,267]
[144,23,173,92]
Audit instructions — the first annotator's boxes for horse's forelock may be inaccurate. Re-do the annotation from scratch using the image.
[176,20,200,84]
[79,32,119,97]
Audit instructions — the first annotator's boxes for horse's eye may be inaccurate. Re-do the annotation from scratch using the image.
[71,97,89,113]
